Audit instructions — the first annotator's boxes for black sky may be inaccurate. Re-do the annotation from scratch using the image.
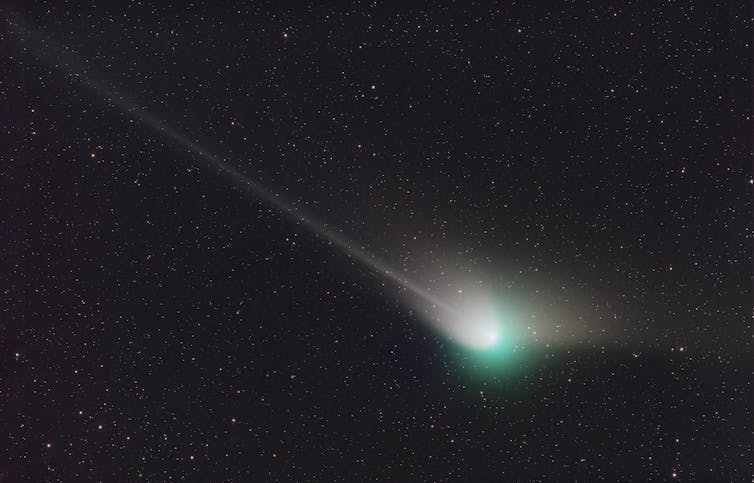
[2,1,752,481]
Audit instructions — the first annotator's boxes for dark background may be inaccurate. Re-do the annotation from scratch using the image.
[2,1,751,481]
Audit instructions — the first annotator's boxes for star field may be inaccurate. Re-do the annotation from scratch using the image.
[1,1,751,481]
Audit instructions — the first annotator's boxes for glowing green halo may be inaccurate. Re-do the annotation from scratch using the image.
[448,304,530,371]
[414,290,535,374]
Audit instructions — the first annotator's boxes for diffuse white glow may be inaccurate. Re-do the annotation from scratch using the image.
[415,289,505,350]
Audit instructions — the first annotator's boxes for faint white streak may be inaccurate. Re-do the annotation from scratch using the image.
[8,15,501,345]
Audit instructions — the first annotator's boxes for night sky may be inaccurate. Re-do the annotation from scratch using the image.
[2,1,752,481]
